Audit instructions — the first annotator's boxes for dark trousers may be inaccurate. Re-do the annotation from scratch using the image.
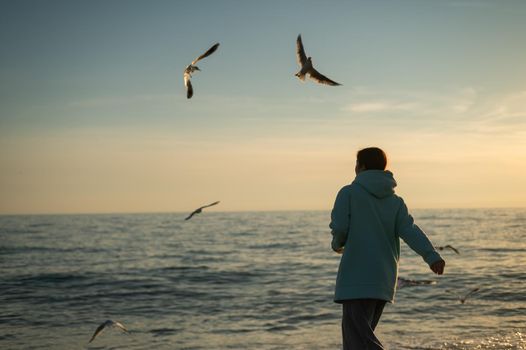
[342,299,386,350]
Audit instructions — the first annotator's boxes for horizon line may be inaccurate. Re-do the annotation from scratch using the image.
[1,206,525,217]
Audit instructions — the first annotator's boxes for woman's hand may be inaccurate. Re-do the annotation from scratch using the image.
[334,247,344,254]
[430,259,445,275]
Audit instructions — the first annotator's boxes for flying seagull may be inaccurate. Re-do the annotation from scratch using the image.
[88,320,128,343]
[446,287,480,304]
[435,245,460,255]
[397,277,437,289]
[295,34,341,86]
[183,43,220,99]
[185,201,220,220]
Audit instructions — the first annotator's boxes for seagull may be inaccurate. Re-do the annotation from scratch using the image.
[397,277,437,289]
[446,287,480,304]
[435,245,460,255]
[185,201,220,220]
[295,34,341,86]
[183,43,220,99]
[88,319,128,343]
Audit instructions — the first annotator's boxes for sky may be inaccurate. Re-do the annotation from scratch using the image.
[1,0,525,214]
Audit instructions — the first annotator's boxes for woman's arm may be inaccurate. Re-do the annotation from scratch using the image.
[329,186,351,252]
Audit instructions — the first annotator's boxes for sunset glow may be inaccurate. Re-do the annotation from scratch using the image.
[1,1,525,214]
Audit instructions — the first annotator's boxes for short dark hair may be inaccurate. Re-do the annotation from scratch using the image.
[357,147,387,170]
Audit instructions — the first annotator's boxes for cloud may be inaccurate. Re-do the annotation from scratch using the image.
[339,87,479,130]
[482,90,526,121]
[66,94,175,108]
[341,87,478,115]
[474,90,526,134]
[450,87,477,113]
[336,86,526,139]
[343,101,418,113]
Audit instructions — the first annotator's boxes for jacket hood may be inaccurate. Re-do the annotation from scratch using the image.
[354,170,397,198]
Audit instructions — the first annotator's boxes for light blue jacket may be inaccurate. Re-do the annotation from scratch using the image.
[330,170,443,303]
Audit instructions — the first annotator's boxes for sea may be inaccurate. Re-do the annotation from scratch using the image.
[1,209,525,350]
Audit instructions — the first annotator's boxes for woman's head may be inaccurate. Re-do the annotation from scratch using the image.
[356,147,387,174]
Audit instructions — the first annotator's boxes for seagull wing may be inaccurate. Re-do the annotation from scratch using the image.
[184,73,193,99]
[446,245,460,254]
[88,322,108,343]
[192,43,220,65]
[307,67,342,86]
[185,210,198,220]
[112,321,128,333]
[201,201,220,209]
[296,34,308,66]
